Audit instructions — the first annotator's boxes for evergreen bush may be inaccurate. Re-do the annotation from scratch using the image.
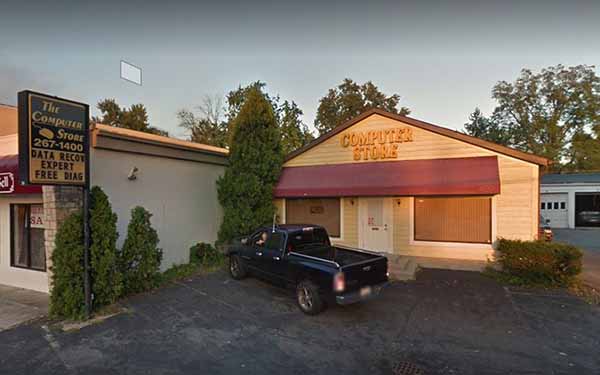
[217,86,283,243]
[495,239,583,286]
[90,186,122,307]
[120,206,162,294]
[49,212,86,319]
[189,242,224,267]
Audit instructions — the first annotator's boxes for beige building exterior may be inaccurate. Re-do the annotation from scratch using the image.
[274,109,549,262]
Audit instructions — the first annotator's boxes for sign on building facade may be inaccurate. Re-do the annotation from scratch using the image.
[18,91,89,186]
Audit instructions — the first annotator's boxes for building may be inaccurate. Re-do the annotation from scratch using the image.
[0,103,227,292]
[541,173,600,228]
[273,109,549,262]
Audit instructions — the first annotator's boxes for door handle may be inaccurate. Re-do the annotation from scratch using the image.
[256,252,263,256]
[273,256,280,261]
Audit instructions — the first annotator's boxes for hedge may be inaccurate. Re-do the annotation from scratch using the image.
[496,239,583,286]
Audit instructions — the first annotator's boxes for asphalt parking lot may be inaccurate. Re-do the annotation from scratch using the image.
[1,269,599,375]
[554,228,600,288]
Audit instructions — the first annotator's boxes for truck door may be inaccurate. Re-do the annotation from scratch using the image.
[258,231,287,283]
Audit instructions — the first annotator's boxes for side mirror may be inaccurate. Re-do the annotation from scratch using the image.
[241,237,248,245]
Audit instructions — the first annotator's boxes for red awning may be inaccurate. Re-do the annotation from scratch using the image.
[0,155,42,194]
[274,156,500,198]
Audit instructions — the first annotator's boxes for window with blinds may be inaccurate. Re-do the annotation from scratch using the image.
[285,198,341,237]
[414,196,492,244]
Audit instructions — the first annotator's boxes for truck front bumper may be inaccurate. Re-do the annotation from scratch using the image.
[335,281,388,305]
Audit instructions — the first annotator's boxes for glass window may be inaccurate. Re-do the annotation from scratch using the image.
[541,202,546,210]
[414,196,492,244]
[11,204,46,271]
[265,232,284,251]
[554,202,559,209]
[286,198,341,237]
[560,202,566,210]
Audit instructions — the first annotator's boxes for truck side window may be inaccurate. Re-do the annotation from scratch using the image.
[265,232,284,251]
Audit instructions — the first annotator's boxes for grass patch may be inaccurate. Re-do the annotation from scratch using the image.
[569,280,600,305]
[482,265,575,289]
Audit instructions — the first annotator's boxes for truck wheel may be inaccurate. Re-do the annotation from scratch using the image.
[296,280,325,315]
[229,255,247,280]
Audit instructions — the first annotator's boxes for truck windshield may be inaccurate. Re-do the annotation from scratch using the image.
[288,228,331,250]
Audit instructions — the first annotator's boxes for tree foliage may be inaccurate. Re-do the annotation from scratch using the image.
[464,108,511,145]
[49,212,86,319]
[120,206,163,294]
[315,78,410,135]
[95,99,169,136]
[216,87,284,242]
[464,65,600,171]
[178,81,313,154]
[176,95,229,148]
[89,186,122,307]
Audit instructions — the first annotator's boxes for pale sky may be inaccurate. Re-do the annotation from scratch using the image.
[1,0,599,139]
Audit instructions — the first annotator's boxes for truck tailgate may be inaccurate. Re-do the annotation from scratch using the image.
[341,256,388,292]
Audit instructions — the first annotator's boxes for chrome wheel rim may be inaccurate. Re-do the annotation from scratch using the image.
[298,287,313,310]
[230,258,239,276]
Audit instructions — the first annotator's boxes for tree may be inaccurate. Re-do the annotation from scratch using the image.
[315,78,410,135]
[464,65,600,171]
[89,186,122,307]
[277,100,314,154]
[177,95,228,148]
[464,108,510,145]
[180,82,314,153]
[493,65,600,168]
[95,99,169,136]
[120,206,162,295]
[216,87,283,242]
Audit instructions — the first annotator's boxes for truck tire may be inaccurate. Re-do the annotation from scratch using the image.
[296,280,326,315]
[229,255,247,280]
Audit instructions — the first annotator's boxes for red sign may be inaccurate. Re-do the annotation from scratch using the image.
[0,172,14,194]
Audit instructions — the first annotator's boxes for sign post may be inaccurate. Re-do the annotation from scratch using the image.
[18,90,92,318]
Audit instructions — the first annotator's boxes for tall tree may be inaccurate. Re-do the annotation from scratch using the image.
[277,100,314,154]
[216,87,283,242]
[95,99,169,136]
[465,65,600,171]
[180,82,314,152]
[315,78,410,135]
[463,108,510,145]
[177,95,228,148]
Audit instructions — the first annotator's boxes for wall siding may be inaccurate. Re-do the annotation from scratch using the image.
[280,114,540,261]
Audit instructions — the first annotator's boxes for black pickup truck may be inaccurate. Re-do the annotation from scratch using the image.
[227,224,389,315]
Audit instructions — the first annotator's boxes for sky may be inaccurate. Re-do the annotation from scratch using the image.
[1,0,599,139]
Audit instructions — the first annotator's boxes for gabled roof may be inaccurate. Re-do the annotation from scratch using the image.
[286,108,549,166]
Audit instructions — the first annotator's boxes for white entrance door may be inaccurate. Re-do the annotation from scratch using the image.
[541,193,568,228]
[359,198,393,253]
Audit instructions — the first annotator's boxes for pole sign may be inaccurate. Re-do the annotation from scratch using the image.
[18,90,89,186]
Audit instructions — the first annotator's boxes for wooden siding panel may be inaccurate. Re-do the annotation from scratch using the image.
[285,114,493,167]
[340,198,358,246]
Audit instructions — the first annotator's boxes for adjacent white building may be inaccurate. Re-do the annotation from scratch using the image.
[0,104,228,292]
[541,173,600,229]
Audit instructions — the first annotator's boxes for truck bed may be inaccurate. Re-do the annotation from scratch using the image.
[296,245,380,266]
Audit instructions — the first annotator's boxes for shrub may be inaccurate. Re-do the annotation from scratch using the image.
[495,239,583,286]
[119,206,162,294]
[90,186,122,307]
[189,242,225,268]
[49,212,86,320]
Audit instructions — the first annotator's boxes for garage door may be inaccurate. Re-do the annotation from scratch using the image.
[541,193,568,228]
[575,193,600,227]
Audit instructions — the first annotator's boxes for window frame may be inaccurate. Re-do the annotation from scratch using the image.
[284,198,343,240]
[10,204,46,272]
[412,196,493,245]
